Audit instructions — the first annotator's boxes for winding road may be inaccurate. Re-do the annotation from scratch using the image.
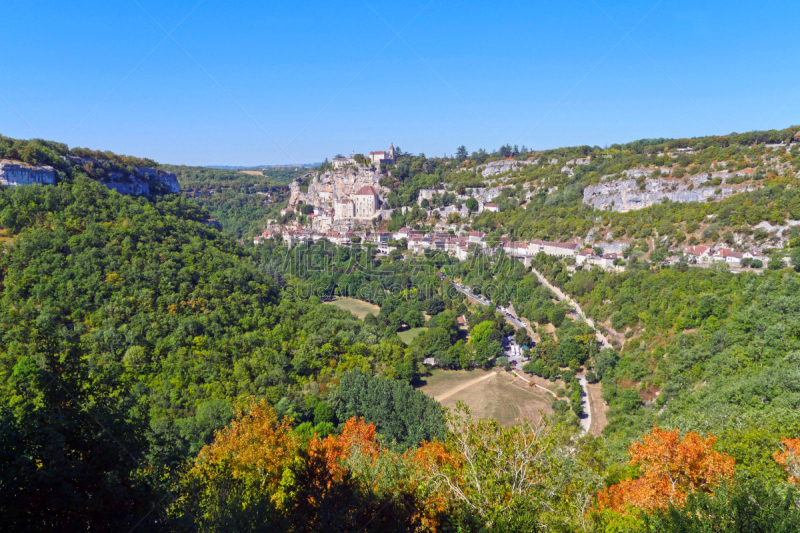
[449,275,597,433]
[528,267,612,350]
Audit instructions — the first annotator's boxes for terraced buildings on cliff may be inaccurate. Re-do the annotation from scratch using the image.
[289,145,395,231]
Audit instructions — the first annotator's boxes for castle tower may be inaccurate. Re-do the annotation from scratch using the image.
[389,143,395,160]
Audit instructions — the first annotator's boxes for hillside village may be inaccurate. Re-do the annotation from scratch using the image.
[257,132,800,273]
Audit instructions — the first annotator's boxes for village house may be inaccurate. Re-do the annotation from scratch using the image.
[683,245,711,262]
[353,186,380,220]
[483,203,499,213]
[712,247,743,265]
[502,241,529,257]
[393,227,410,241]
[528,239,580,257]
[332,155,356,169]
[468,231,487,247]
[575,249,594,265]
[597,253,621,269]
[333,198,354,220]
[455,244,471,261]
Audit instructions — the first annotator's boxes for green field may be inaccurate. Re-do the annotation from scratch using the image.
[323,297,380,320]
[417,369,553,427]
[397,327,427,344]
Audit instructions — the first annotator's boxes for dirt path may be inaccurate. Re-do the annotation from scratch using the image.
[435,372,498,401]
[586,381,608,436]
[511,370,556,397]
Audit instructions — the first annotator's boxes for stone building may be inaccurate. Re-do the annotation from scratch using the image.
[334,198,354,220]
[353,186,379,219]
[369,143,395,165]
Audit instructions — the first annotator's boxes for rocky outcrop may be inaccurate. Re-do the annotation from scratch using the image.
[0,160,56,187]
[481,159,533,177]
[289,167,386,209]
[583,173,757,212]
[138,167,181,193]
[102,180,151,195]
[100,168,180,196]
[0,158,179,196]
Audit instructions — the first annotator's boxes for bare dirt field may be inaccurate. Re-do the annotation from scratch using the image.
[417,369,553,427]
[323,297,380,320]
[238,170,264,176]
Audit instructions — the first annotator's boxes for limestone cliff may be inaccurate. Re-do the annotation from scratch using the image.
[0,157,179,196]
[481,160,533,177]
[0,160,56,187]
[289,166,387,208]
[101,168,180,196]
[582,173,758,212]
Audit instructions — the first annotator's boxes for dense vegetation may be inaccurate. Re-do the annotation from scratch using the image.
[162,165,290,239]
[376,127,800,254]
[0,176,446,530]
[4,128,800,531]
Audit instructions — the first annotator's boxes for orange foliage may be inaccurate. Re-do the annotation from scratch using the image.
[596,426,735,513]
[408,441,462,530]
[774,437,800,484]
[187,402,453,531]
[305,417,381,489]
[192,399,300,500]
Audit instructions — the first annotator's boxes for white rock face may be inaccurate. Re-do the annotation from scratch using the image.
[0,160,56,187]
[583,174,755,212]
[289,167,386,209]
[481,160,533,177]
[0,158,179,196]
[140,168,180,193]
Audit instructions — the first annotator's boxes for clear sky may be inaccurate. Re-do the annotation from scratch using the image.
[1,0,799,166]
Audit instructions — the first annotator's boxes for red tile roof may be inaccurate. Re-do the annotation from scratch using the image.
[355,185,378,195]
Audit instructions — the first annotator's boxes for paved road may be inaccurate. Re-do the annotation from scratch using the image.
[528,267,612,350]
[450,282,528,330]
[575,375,592,433]
[449,276,594,433]
[528,267,608,434]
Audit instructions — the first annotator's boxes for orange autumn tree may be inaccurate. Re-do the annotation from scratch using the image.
[774,437,800,484]
[173,399,449,532]
[596,426,735,514]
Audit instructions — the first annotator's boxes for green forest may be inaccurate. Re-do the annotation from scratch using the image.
[3,129,800,531]
[162,165,290,239]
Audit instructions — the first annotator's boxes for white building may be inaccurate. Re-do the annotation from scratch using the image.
[334,198,354,220]
[353,186,380,220]
[528,239,580,257]
[332,156,356,169]
[369,143,395,165]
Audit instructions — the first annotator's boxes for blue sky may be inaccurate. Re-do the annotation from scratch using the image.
[1,0,799,166]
